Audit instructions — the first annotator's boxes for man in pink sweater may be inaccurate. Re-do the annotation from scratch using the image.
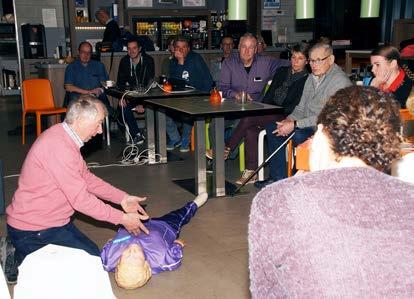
[6,96,149,275]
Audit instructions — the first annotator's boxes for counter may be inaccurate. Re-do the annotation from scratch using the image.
[101,47,286,82]
[35,63,67,108]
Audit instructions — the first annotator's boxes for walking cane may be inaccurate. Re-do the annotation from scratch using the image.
[231,131,296,196]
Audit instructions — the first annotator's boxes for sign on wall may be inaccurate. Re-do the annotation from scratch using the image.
[264,0,281,9]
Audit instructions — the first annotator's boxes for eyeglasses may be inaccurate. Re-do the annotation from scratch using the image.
[309,55,330,65]
[79,50,92,55]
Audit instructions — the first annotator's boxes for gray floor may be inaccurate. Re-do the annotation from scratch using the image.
[0,95,260,298]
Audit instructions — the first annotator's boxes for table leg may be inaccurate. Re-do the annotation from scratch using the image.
[194,118,207,195]
[345,52,352,74]
[156,109,167,163]
[212,116,225,197]
[145,106,156,164]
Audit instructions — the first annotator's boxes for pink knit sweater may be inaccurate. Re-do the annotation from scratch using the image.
[249,167,414,298]
[7,124,125,231]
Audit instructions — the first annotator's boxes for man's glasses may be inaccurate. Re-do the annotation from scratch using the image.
[309,55,330,65]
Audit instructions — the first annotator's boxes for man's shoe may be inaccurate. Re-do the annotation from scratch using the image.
[235,169,257,185]
[0,237,18,284]
[206,147,231,160]
[131,132,145,145]
[254,177,278,189]
[167,139,181,151]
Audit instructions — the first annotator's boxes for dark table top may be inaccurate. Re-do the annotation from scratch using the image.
[105,87,210,105]
[145,97,282,118]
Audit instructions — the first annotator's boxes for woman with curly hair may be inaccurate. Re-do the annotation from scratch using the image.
[249,86,414,298]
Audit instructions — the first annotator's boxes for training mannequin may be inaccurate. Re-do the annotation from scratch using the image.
[101,193,208,289]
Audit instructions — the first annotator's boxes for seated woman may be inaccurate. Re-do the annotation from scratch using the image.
[249,86,414,297]
[101,193,208,289]
[367,45,413,107]
[207,43,309,185]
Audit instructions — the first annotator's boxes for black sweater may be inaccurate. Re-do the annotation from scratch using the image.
[262,66,308,115]
[116,53,155,89]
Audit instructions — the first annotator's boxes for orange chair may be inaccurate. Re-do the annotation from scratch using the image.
[400,109,414,122]
[22,79,67,144]
[287,139,310,177]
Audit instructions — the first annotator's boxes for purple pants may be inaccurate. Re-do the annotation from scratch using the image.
[226,114,284,170]
[153,201,197,238]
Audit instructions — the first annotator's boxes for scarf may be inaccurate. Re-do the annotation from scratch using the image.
[272,67,308,106]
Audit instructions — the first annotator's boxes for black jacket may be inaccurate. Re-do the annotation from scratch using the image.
[117,53,155,89]
[103,19,121,43]
[263,66,308,115]
[393,72,413,108]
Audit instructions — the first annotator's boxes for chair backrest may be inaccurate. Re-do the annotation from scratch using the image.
[400,109,414,122]
[22,79,55,111]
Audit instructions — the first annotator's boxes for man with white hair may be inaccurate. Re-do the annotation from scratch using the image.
[5,95,150,282]
[255,43,352,188]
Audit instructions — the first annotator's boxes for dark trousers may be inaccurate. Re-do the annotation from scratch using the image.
[7,222,100,266]
[265,123,314,180]
[154,201,197,239]
[226,114,285,170]
[121,102,141,137]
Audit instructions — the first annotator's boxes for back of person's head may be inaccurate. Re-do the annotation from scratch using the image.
[115,244,152,289]
[371,45,401,65]
[95,8,109,19]
[317,36,331,45]
[317,86,401,172]
[65,95,107,124]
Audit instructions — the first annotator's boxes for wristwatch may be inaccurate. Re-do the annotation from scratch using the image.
[293,120,297,129]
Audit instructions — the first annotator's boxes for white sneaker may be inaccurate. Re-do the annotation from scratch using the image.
[235,169,257,185]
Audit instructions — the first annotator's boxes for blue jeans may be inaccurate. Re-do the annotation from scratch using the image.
[7,222,100,266]
[122,102,140,136]
[154,202,197,239]
[265,123,315,180]
[166,115,193,146]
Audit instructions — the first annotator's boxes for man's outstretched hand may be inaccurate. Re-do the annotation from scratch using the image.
[121,195,149,216]
[120,213,149,235]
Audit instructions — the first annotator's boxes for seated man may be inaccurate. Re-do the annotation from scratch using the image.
[210,36,234,84]
[117,38,155,145]
[64,41,115,117]
[166,35,213,152]
[101,193,208,289]
[209,33,289,160]
[255,43,352,188]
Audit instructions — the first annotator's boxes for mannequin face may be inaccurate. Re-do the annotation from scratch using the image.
[309,124,335,171]
[120,244,145,265]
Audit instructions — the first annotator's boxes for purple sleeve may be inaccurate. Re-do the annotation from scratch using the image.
[270,58,290,76]
[218,58,237,99]
[157,242,183,273]
[101,229,135,272]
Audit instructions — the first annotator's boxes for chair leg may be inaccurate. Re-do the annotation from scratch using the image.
[191,126,195,151]
[239,142,245,171]
[257,130,266,181]
[36,113,42,137]
[22,112,26,145]
[105,115,110,146]
[287,140,293,177]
